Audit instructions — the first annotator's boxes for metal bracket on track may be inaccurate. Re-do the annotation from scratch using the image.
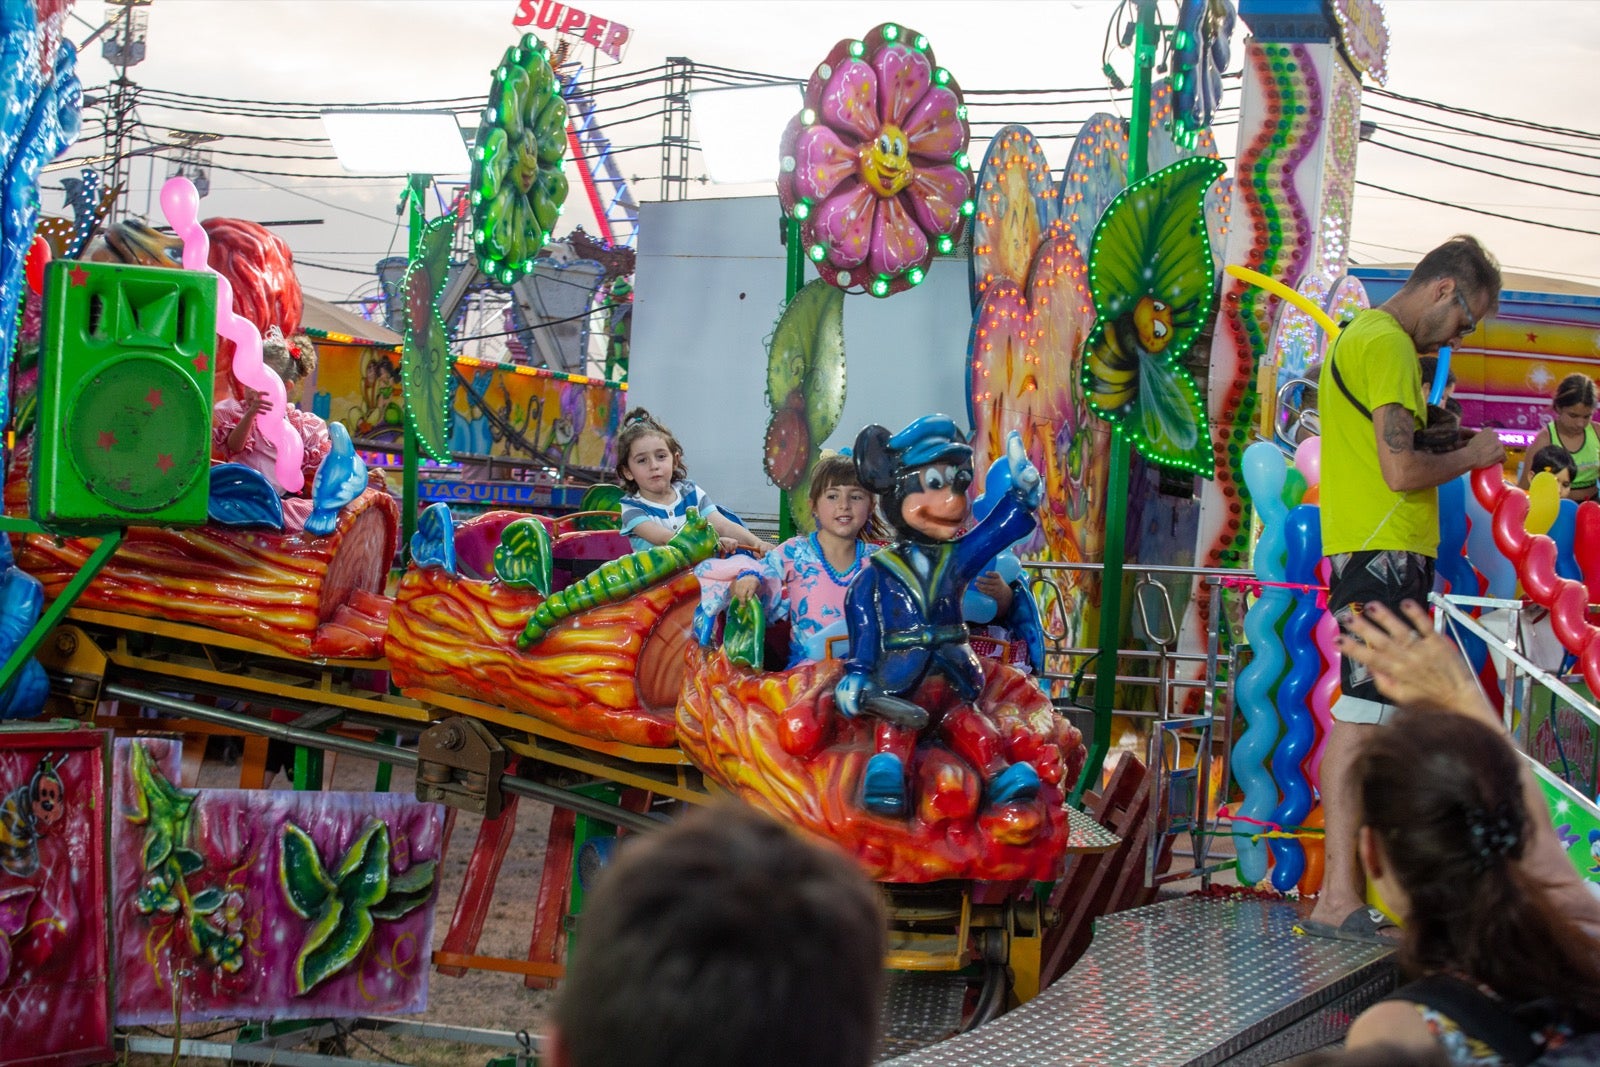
[415,715,507,818]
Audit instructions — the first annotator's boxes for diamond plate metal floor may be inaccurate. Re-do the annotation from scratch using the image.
[881,897,1397,1066]
[878,971,971,1059]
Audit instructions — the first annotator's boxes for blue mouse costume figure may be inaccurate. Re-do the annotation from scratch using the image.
[835,415,1044,817]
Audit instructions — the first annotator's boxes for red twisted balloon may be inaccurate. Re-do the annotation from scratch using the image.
[1471,467,1600,696]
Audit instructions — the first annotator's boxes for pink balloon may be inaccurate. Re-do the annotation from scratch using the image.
[1293,436,1321,488]
[160,176,304,494]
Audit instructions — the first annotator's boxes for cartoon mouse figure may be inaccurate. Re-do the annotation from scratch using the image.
[0,756,65,878]
[835,416,1043,817]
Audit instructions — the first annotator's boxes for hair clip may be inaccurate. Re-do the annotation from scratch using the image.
[1464,801,1523,872]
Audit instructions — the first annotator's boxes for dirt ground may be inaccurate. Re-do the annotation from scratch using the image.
[124,744,558,1067]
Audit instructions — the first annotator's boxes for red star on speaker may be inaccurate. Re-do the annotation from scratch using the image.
[156,454,174,473]
[69,265,88,287]
[146,387,164,409]
[97,430,117,451]
[193,351,209,373]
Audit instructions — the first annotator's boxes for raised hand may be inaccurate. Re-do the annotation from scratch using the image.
[1337,599,1491,721]
[1006,431,1042,509]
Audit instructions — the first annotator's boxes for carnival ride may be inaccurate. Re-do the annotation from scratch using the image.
[10,1,1600,1064]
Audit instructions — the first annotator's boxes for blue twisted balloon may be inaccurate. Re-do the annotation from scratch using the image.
[1233,442,1291,884]
[0,3,80,427]
[1553,498,1581,583]
[1437,475,1488,673]
[1267,504,1322,890]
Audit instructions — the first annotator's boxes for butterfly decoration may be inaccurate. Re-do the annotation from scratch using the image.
[400,214,457,463]
[1081,155,1225,478]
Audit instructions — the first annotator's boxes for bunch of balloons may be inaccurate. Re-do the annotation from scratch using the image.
[1232,437,1335,892]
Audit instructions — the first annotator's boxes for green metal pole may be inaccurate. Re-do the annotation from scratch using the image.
[777,214,805,542]
[400,173,428,561]
[1073,0,1159,807]
[0,525,124,696]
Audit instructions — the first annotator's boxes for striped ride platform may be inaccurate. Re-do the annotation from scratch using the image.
[882,896,1397,1066]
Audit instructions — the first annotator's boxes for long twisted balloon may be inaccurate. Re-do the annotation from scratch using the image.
[1308,555,1337,787]
[1232,441,1291,884]
[160,176,304,493]
[1472,468,1600,697]
[1436,475,1489,674]
[1267,503,1321,891]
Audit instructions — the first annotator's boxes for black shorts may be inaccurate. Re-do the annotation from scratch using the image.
[1327,549,1435,718]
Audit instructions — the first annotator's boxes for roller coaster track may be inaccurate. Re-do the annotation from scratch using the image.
[33,604,1122,1016]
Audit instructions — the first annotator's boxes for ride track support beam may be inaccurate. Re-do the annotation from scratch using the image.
[98,681,669,834]
[0,518,123,698]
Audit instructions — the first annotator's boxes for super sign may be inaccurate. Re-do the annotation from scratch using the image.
[512,1,630,62]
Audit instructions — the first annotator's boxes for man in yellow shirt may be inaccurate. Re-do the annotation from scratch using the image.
[1300,235,1507,944]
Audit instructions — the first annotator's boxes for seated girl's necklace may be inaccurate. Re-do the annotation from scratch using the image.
[812,533,864,585]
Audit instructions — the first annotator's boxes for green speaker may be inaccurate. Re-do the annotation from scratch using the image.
[32,261,218,528]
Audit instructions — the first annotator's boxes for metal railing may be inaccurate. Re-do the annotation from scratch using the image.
[1023,559,1248,886]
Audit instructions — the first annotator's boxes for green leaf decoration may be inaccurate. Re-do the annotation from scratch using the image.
[400,215,458,463]
[494,517,554,595]
[279,822,439,993]
[722,595,766,668]
[296,896,360,996]
[764,280,847,493]
[279,822,335,920]
[190,887,224,915]
[369,858,439,922]
[129,740,195,829]
[576,484,622,530]
[141,829,172,871]
[173,847,205,876]
[1082,156,1224,478]
[129,741,195,875]
[288,821,393,996]
[387,859,439,897]
[471,33,569,282]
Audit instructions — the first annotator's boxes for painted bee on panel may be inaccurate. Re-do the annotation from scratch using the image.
[0,756,66,878]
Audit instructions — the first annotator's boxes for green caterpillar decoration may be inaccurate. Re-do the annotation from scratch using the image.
[516,507,720,649]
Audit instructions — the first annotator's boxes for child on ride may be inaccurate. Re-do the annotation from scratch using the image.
[211,326,332,532]
[724,453,881,667]
[1528,444,1577,499]
[615,408,769,556]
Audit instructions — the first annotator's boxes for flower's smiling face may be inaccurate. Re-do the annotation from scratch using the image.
[1132,296,1173,353]
[859,124,913,197]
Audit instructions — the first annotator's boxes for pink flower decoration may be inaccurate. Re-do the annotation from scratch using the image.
[778,24,972,297]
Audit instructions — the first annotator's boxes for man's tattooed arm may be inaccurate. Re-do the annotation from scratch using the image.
[1381,405,1413,454]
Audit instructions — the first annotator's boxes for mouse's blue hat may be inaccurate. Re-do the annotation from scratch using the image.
[888,414,972,469]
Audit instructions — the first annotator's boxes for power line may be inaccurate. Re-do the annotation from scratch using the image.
[1354,179,1600,238]
[1360,100,1600,164]
[1371,123,1600,183]
[1365,136,1600,201]
[1368,85,1600,143]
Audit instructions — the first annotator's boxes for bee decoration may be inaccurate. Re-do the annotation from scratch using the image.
[0,755,67,878]
[1081,155,1226,477]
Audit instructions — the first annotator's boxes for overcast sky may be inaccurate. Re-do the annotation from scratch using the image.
[52,0,1600,305]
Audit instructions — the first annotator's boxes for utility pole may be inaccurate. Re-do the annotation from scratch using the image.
[100,0,153,219]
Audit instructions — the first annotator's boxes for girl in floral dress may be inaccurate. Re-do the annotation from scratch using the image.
[717,453,880,668]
